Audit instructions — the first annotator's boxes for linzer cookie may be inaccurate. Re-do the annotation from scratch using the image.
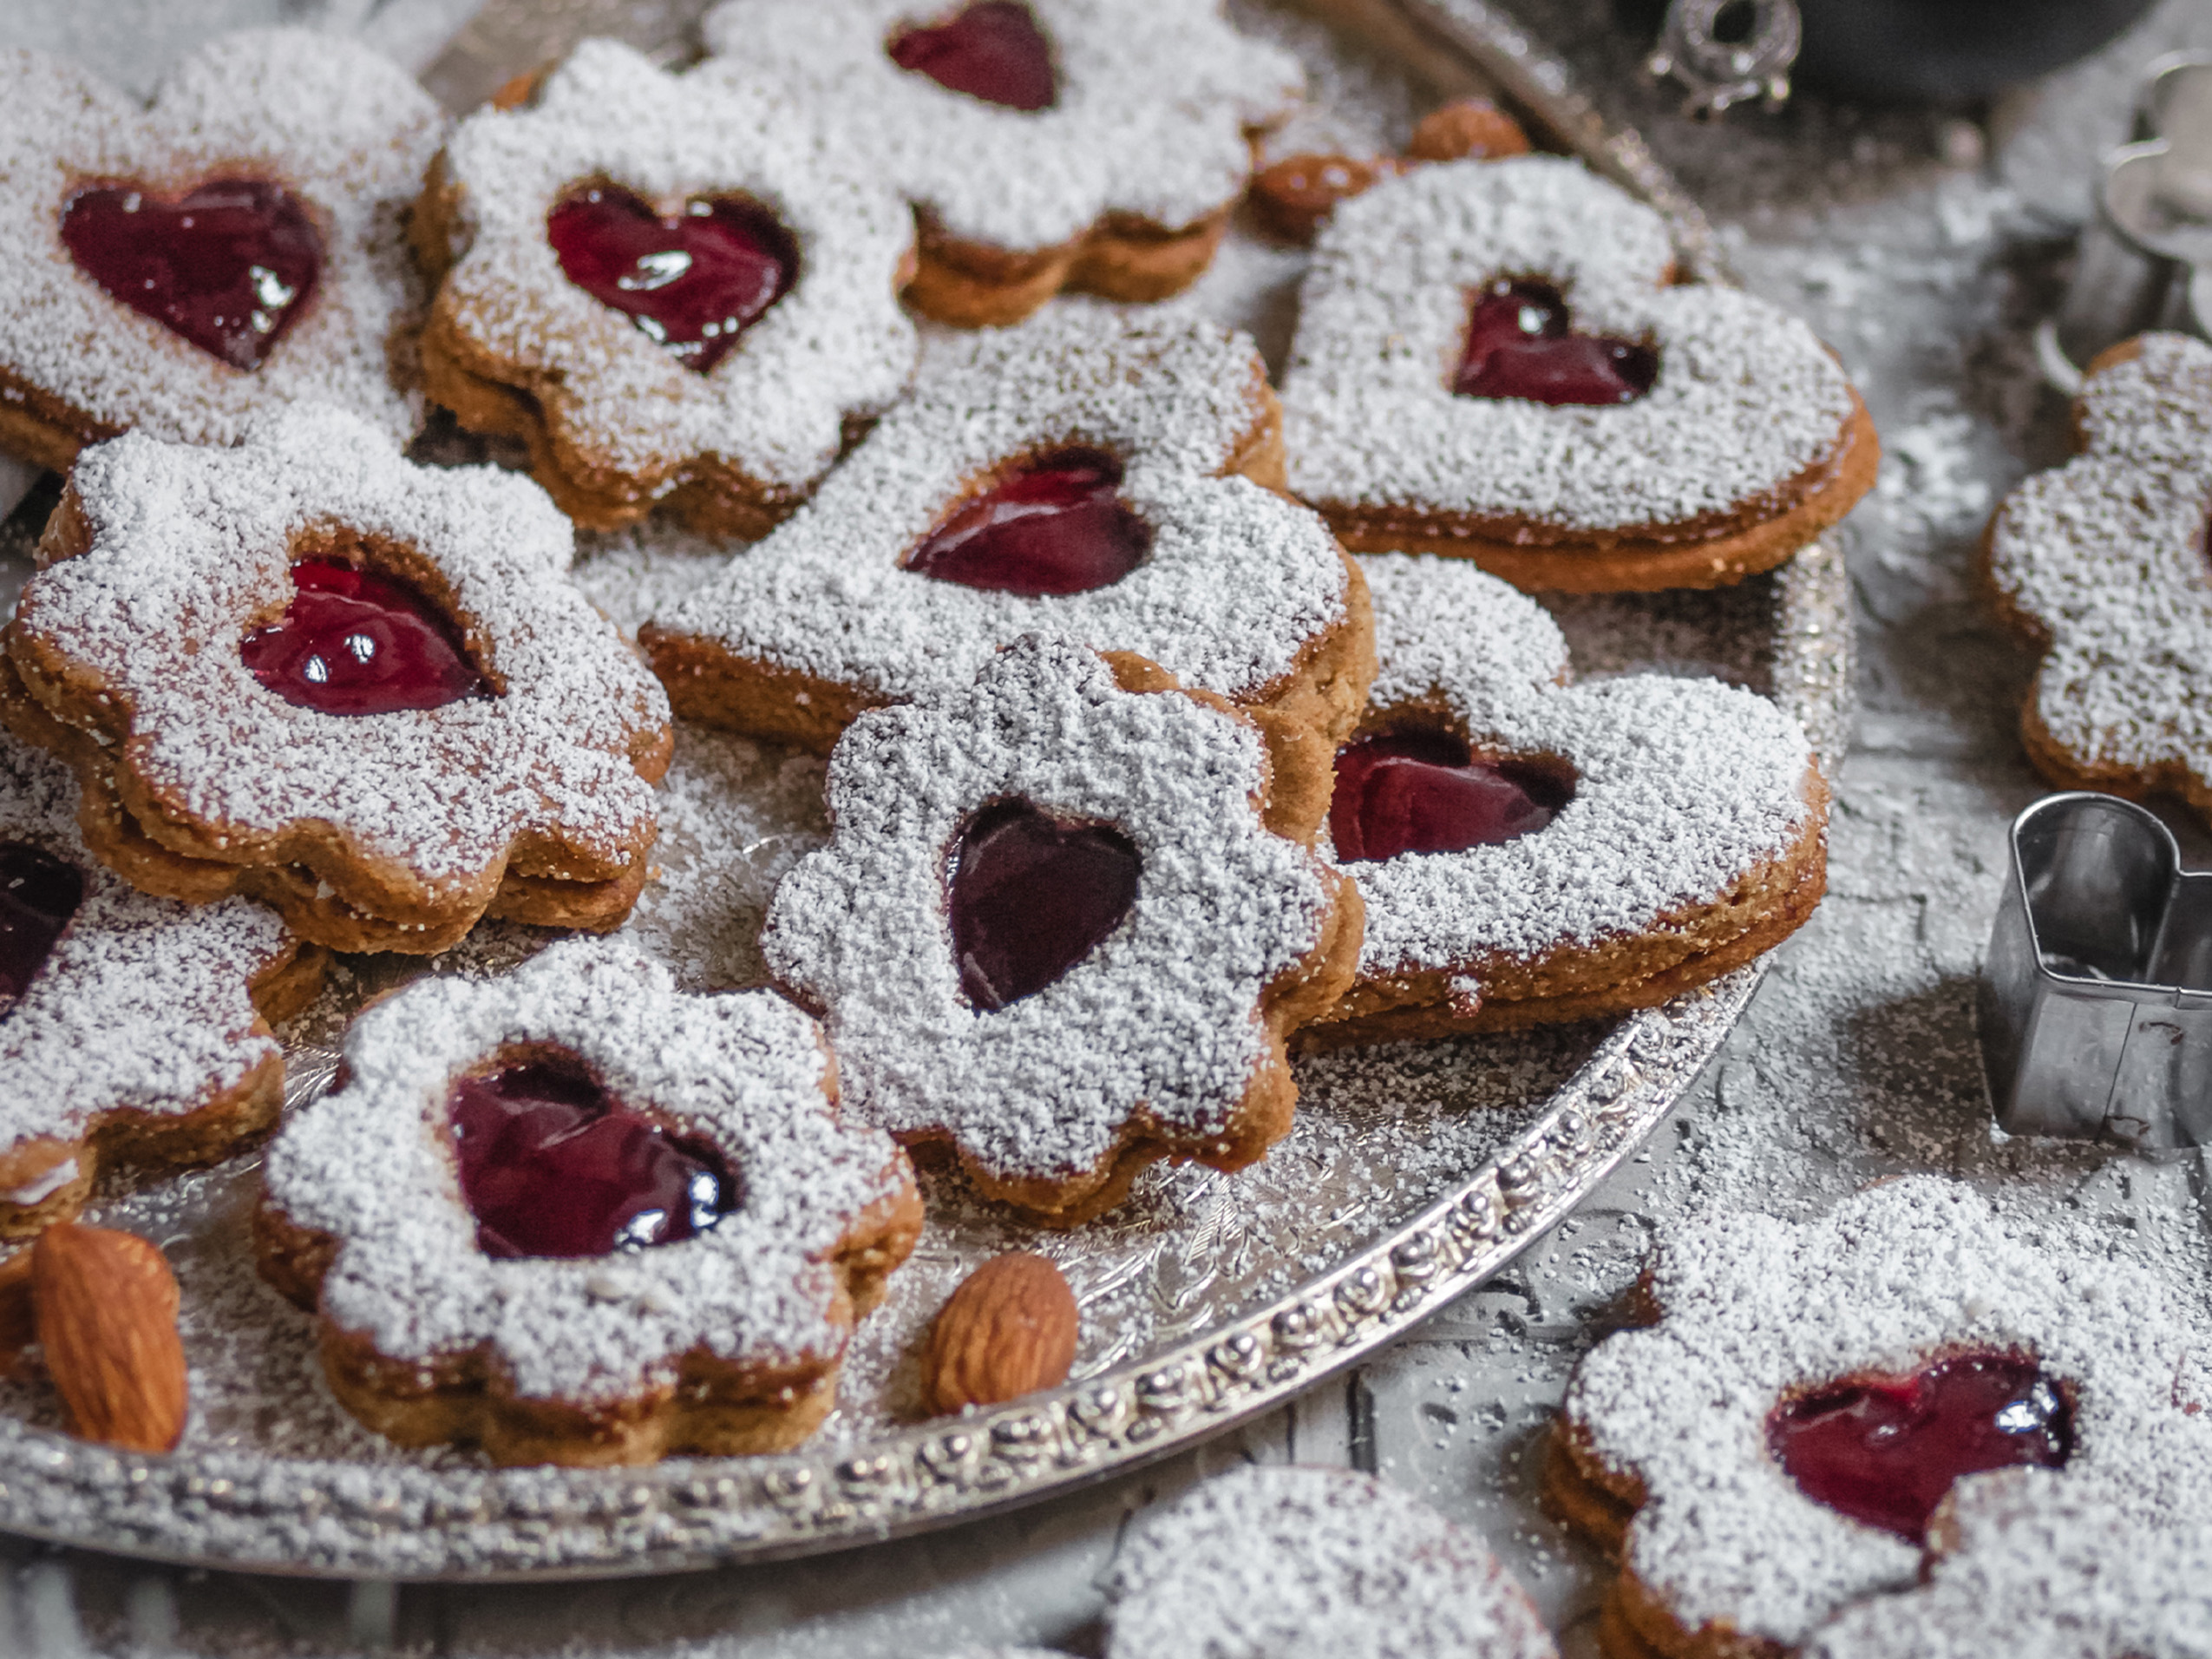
[414,39,919,535]
[762,635,1361,1224]
[698,0,1302,326]
[1984,333,2212,823]
[1279,157,1880,592]
[255,942,920,1466]
[0,30,442,474]
[1306,553,1825,1043]
[0,720,321,1239]
[644,305,1373,763]
[3,403,673,954]
[1548,1177,2212,1659]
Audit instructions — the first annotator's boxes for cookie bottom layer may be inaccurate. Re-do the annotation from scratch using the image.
[905,209,1230,331]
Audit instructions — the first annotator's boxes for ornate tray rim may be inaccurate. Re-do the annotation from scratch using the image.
[0,0,1854,1580]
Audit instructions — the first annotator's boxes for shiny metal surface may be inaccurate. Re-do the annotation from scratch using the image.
[1645,0,1799,119]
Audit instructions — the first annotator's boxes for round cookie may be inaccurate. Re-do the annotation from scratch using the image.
[413,39,919,535]
[1278,157,1880,592]
[699,0,1302,326]
[255,941,921,1467]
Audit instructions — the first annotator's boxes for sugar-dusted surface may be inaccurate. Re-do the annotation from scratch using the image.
[651,304,1351,708]
[1279,157,1860,532]
[699,0,1300,252]
[12,405,670,884]
[431,38,916,493]
[1349,554,1815,982]
[0,29,439,452]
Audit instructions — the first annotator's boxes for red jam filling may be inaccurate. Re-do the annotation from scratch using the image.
[887,1,1057,111]
[1330,731,1567,862]
[948,800,1141,1010]
[0,843,83,1012]
[1455,279,1658,406]
[906,449,1149,596]
[1769,1352,2072,1541]
[241,560,488,717]
[546,187,797,373]
[449,1052,736,1260]
[60,179,321,370]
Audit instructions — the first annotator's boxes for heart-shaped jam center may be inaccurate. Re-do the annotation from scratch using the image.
[906,449,1149,596]
[1769,1352,2072,1541]
[948,800,1141,1010]
[1455,279,1658,406]
[887,1,1057,111]
[1330,731,1568,862]
[0,843,84,1013]
[241,560,488,717]
[547,186,798,373]
[60,180,322,370]
[450,1052,737,1260]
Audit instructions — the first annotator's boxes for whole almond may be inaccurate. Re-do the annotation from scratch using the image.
[922,1252,1078,1415]
[1250,153,1384,244]
[0,1251,31,1379]
[33,1223,187,1452]
[1405,98,1533,163]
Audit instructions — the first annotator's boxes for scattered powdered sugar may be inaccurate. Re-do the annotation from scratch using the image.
[0,30,440,453]
[262,940,913,1404]
[1226,0,1422,165]
[698,0,1302,252]
[433,39,917,493]
[652,303,1350,709]
[0,725,291,1157]
[1984,331,2212,787]
[1347,553,1814,981]
[572,522,730,642]
[1279,157,1861,532]
[1563,1177,2212,1650]
[15,404,671,886]
[1102,1464,1558,1659]
[762,634,1333,1187]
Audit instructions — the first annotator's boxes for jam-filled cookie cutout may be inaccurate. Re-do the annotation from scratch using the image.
[414,40,918,536]
[698,0,1301,327]
[1548,1177,2212,1659]
[0,30,442,474]
[255,942,919,1466]
[1279,157,1880,593]
[3,403,673,955]
[644,305,1373,771]
[0,718,323,1238]
[1304,553,1826,1044]
[762,634,1362,1225]
[1984,332,2212,829]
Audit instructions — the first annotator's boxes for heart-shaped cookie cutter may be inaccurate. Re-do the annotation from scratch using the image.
[1980,791,2212,1148]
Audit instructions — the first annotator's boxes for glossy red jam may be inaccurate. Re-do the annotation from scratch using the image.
[1455,279,1658,405]
[241,560,488,717]
[0,843,83,1012]
[906,449,1149,596]
[1769,1352,2072,1540]
[948,800,1141,1010]
[60,179,321,370]
[1329,731,1567,862]
[887,1,1057,111]
[449,1052,736,1260]
[546,187,797,373]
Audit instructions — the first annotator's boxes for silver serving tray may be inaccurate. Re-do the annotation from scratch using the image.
[0,0,1853,1578]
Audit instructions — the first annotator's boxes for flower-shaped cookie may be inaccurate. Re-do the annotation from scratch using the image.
[1279,157,1880,592]
[1104,1466,1559,1659]
[1984,332,2212,824]
[0,711,322,1238]
[699,0,1302,326]
[1550,1177,2212,1659]
[4,403,673,955]
[0,30,442,474]
[762,635,1361,1224]
[415,40,919,535]
[255,941,920,1466]
[1306,553,1826,1044]
[644,304,1373,763]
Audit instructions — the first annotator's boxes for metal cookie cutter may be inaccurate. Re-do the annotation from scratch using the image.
[1980,792,2212,1149]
